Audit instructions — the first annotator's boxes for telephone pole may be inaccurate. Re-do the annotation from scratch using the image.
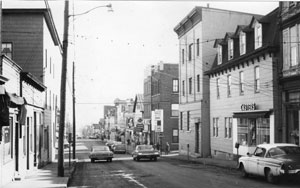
[72,61,76,159]
[58,0,69,177]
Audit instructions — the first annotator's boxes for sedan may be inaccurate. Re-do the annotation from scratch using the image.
[238,143,300,183]
[89,146,113,163]
[132,145,160,161]
[112,144,126,154]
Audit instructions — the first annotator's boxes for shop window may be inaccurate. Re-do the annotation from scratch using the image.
[237,118,270,146]
[3,117,13,162]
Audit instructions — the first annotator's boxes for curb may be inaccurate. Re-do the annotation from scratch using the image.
[67,161,77,187]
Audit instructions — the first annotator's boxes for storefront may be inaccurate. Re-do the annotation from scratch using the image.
[232,103,275,156]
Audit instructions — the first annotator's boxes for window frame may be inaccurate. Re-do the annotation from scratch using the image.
[197,74,200,92]
[196,38,200,56]
[228,39,234,60]
[239,31,246,55]
[239,71,244,95]
[189,77,192,95]
[188,43,193,61]
[217,45,222,65]
[227,74,231,97]
[180,112,183,130]
[172,79,179,93]
[2,42,13,59]
[171,104,179,117]
[216,78,220,98]
[255,22,262,49]
[182,80,185,96]
[182,49,185,64]
[254,66,260,93]
[187,111,190,131]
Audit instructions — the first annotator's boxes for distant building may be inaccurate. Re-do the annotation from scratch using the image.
[174,6,261,157]
[144,62,179,150]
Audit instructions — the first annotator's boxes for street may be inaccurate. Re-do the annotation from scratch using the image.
[68,140,300,188]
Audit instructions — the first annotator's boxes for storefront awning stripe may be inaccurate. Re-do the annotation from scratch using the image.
[233,110,272,118]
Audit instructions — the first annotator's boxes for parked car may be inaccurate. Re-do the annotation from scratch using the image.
[238,143,300,183]
[112,144,126,154]
[132,145,160,161]
[89,145,113,163]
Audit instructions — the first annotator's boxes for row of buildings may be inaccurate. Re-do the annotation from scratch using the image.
[0,4,73,187]
[175,2,300,159]
[102,2,300,160]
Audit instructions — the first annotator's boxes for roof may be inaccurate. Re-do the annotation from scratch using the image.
[257,143,298,150]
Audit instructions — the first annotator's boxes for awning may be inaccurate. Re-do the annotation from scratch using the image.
[7,92,26,107]
[233,110,273,119]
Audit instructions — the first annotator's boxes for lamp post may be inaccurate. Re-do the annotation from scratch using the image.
[58,0,112,177]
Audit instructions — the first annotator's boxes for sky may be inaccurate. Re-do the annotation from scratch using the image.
[3,0,279,130]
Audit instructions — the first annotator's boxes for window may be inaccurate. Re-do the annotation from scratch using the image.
[187,111,190,131]
[255,22,262,49]
[196,38,200,56]
[172,129,179,143]
[171,104,179,117]
[188,44,193,61]
[239,71,244,95]
[216,78,220,98]
[283,25,300,71]
[228,39,234,60]
[189,77,192,94]
[182,49,185,64]
[217,45,222,65]
[254,66,260,92]
[3,117,13,162]
[197,74,200,92]
[237,118,270,146]
[225,117,232,138]
[213,117,219,137]
[182,80,185,96]
[180,112,183,130]
[2,43,13,59]
[227,75,231,97]
[172,79,179,92]
[240,32,246,55]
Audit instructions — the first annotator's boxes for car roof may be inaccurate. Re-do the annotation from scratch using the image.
[257,143,298,150]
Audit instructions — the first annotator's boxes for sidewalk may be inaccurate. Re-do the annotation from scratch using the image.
[3,161,76,188]
[161,151,239,170]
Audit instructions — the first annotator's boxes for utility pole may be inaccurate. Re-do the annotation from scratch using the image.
[58,0,69,177]
[72,61,76,159]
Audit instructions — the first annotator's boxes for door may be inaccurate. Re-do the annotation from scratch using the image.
[195,123,199,153]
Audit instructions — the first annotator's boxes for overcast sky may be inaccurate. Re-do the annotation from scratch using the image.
[3,0,279,129]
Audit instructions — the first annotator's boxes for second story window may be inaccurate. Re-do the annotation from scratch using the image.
[2,43,13,59]
[239,71,244,95]
[283,25,300,72]
[196,38,200,56]
[227,75,231,97]
[182,49,185,64]
[213,117,219,137]
[173,79,179,93]
[228,39,234,60]
[171,104,179,117]
[188,43,193,61]
[187,111,190,131]
[217,45,222,65]
[255,22,262,49]
[254,66,260,93]
[189,77,192,94]
[216,78,220,98]
[180,112,183,130]
[197,74,200,92]
[182,80,185,96]
[239,32,246,55]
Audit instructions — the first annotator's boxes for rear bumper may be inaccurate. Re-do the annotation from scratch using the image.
[137,154,160,159]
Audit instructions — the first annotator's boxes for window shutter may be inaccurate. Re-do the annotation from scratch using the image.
[283,28,290,70]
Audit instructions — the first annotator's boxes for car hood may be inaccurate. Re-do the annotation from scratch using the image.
[272,154,300,163]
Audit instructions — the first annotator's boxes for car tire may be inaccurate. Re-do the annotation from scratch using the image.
[91,158,95,163]
[240,164,248,178]
[265,169,279,184]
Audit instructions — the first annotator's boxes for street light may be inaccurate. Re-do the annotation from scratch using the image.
[58,0,112,177]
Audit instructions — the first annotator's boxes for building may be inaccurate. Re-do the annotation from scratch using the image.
[174,6,261,157]
[144,62,179,151]
[103,105,117,140]
[206,8,280,158]
[2,8,64,164]
[278,2,300,146]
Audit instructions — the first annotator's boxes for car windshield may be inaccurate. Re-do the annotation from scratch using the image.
[278,146,300,155]
[137,145,154,151]
[93,146,109,152]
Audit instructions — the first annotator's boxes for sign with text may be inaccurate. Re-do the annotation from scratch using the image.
[151,109,163,132]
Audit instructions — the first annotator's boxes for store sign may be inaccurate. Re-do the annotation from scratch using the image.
[151,109,164,132]
[241,103,257,111]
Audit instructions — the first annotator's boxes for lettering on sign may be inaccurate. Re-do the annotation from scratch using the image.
[241,103,257,111]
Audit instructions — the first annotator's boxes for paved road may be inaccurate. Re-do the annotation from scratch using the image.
[68,139,300,188]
